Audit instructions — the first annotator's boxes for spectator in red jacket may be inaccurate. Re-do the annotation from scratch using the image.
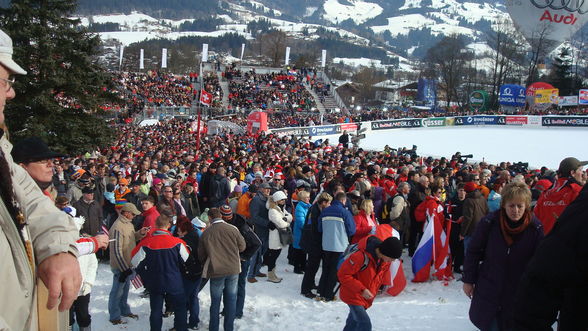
[140,196,160,229]
[534,157,587,235]
[337,236,403,331]
[352,199,377,244]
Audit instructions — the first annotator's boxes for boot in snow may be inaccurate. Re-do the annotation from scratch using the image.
[268,268,282,283]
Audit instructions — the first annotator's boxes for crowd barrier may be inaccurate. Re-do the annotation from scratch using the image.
[269,115,588,137]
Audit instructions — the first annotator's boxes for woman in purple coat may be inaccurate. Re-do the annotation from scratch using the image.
[462,181,544,331]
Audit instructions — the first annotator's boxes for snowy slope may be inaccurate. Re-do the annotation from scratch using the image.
[322,0,384,25]
[90,251,472,331]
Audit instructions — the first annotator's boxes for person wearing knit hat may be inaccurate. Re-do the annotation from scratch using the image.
[464,181,478,193]
[220,204,233,218]
[337,236,402,331]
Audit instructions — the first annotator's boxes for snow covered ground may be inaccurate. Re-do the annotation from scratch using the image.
[358,126,588,169]
[89,250,473,331]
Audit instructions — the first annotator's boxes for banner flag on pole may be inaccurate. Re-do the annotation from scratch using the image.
[285,47,291,66]
[139,49,144,69]
[240,43,245,61]
[161,48,168,68]
[321,49,327,68]
[202,44,209,62]
[200,89,212,106]
[119,46,124,68]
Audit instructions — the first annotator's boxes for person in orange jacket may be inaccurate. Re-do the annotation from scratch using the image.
[337,236,402,331]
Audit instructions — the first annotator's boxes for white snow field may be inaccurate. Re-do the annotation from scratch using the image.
[90,251,473,331]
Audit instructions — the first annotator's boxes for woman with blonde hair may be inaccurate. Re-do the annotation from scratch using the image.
[351,199,376,244]
[266,190,293,283]
[462,181,544,331]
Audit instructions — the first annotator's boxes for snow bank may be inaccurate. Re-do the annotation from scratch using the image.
[323,0,384,25]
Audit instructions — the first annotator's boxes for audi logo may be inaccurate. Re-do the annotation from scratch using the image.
[529,0,588,14]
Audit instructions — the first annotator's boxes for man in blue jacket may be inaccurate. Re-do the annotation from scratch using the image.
[317,192,356,301]
[131,215,190,331]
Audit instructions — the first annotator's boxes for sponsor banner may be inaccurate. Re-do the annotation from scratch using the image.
[454,116,505,126]
[499,84,526,107]
[559,96,578,106]
[505,116,528,125]
[579,89,588,105]
[338,123,359,131]
[272,127,310,136]
[469,90,489,112]
[309,125,337,136]
[422,117,447,127]
[371,119,422,130]
[535,89,559,104]
[528,116,542,127]
[417,78,437,108]
[542,116,588,127]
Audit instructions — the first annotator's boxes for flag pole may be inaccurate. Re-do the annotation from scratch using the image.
[196,61,203,151]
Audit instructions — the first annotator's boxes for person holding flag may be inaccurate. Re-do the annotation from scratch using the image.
[462,182,543,331]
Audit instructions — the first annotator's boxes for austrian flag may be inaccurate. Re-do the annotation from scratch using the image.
[200,89,212,106]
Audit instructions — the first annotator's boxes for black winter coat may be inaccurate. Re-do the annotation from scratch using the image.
[181,231,202,280]
[463,210,544,331]
[231,214,261,261]
[513,185,588,331]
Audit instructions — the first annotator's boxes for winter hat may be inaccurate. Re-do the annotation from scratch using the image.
[464,181,478,193]
[558,157,588,177]
[272,191,287,202]
[301,165,312,174]
[11,137,66,164]
[119,178,129,186]
[233,185,243,193]
[220,205,233,218]
[152,178,162,186]
[378,237,403,259]
[386,169,396,177]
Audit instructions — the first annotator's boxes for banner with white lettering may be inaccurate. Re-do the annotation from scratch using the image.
[202,44,209,62]
[285,47,291,66]
[161,48,168,68]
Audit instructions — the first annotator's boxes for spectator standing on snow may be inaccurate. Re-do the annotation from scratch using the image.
[534,157,586,235]
[265,190,293,283]
[132,215,190,331]
[292,190,311,274]
[248,182,271,282]
[198,208,245,331]
[176,218,203,330]
[317,192,356,301]
[462,182,543,331]
[337,236,403,331]
[460,181,489,255]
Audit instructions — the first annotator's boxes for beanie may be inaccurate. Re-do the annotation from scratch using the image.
[378,237,403,259]
[233,185,243,193]
[220,205,233,218]
[464,181,478,193]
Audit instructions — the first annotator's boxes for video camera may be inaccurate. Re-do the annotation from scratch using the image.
[454,152,473,163]
[509,162,529,174]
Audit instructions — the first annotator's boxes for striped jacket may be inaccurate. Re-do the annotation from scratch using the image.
[109,214,142,272]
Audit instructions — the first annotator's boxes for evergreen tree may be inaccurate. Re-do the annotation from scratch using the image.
[548,47,581,96]
[0,0,117,154]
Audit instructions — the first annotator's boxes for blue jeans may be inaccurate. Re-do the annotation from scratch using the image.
[236,259,251,318]
[248,238,268,278]
[343,305,372,331]
[209,274,238,331]
[464,236,472,257]
[108,269,132,321]
[183,277,201,328]
[149,291,187,331]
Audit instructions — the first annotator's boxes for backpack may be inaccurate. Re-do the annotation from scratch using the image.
[381,196,397,221]
[337,243,369,272]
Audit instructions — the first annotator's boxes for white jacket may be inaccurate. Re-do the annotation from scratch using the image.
[268,205,293,250]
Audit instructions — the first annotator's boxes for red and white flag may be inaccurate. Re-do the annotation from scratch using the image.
[200,89,212,106]
[131,274,143,289]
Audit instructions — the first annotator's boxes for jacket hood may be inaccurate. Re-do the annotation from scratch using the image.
[357,235,382,261]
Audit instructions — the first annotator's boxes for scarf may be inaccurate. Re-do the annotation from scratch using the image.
[499,209,531,246]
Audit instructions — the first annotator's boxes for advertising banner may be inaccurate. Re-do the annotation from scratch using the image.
[505,116,528,125]
[542,116,588,127]
[272,127,310,136]
[469,90,489,112]
[371,119,422,130]
[417,78,437,108]
[528,116,542,127]
[454,116,505,126]
[338,123,359,131]
[559,96,578,107]
[309,125,337,136]
[499,84,526,107]
[579,89,588,105]
[422,117,447,127]
[535,88,559,104]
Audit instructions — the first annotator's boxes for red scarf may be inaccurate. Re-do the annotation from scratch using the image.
[499,209,531,246]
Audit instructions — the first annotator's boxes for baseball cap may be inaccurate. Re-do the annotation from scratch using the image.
[120,203,141,216]
[558,157,588,177]
[0,29,26,75]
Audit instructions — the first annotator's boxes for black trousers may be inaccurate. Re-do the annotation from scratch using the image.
[69,293,91,327]
[318,251,341,300]
[301,249,322,294]
[291,248,306,271]
[408,219,423,257]
[264,248,282,270]
[449,223,464,272]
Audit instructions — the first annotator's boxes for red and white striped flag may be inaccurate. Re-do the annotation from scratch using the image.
[101,225,110,237]
[131,274,143,289]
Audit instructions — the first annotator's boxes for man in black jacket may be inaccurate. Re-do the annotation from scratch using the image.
[513,185,588,331]
[300,192,333,298]
[408,175,429,256]
[221,205,261,319]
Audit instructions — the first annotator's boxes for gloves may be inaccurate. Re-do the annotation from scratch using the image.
[119,269,133,283]
[268,222,276,230]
